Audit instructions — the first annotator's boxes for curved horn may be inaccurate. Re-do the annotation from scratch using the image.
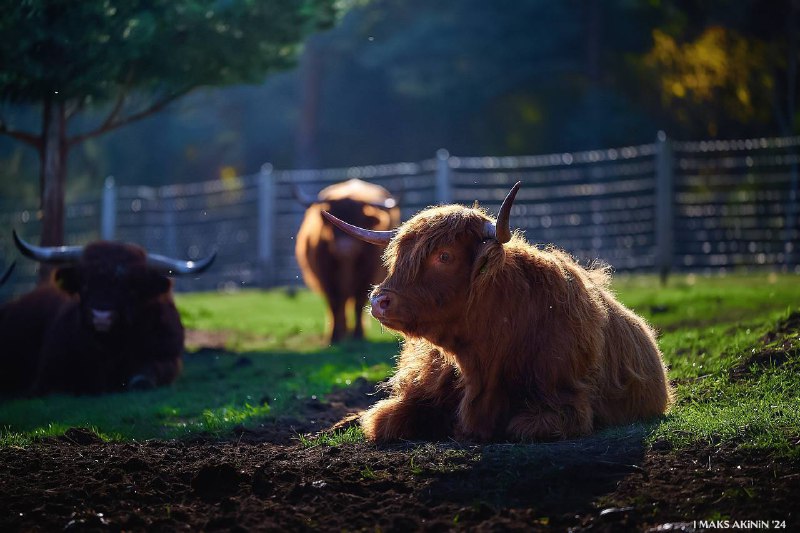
[146,250,217,276]
[13,230,84,264]
[0,261,15,286]
[321,211,394,246]
[483,181,521,244]
[292,183,320,208]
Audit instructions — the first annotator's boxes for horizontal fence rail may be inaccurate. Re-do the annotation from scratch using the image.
[1,133,799,298]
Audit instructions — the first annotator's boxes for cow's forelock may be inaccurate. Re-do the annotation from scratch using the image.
[372,206,503,340]
[382,206,493,286]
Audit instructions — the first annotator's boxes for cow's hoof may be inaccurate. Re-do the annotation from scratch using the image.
[128,374,156,391]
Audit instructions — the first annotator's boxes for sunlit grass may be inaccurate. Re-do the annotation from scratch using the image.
[175,288,398,351]
[298,425,366,448]
[0,345,396,442]
[0,287,398,443]
[651,369,800,457]
[618,273,800,456]
[0,423,119,447]
[616,273,800,376]
[2,274,799,456]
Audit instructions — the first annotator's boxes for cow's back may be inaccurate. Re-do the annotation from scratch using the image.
[318,178,394,206]
[295,180,398,292]
[592,292,673,426]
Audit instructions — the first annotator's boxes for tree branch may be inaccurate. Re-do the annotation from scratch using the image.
[99,90,128,131]
[67,86,195,147]
[0,118,42,150]
[94,68,136,129]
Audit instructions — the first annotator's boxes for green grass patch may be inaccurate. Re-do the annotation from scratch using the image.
[0,345,396,441]
[176,288,397,351]
[0,288,398,443]
[0,423,118,447]
[614,273,800,377]
[652,370,800,456]
[618,273,800,457]
[297,425,366,448]
[2,274,800,457]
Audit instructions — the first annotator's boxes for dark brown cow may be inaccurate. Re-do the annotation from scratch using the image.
[323,182,674,442]
[0,232,214,396]
[295,178,400,343]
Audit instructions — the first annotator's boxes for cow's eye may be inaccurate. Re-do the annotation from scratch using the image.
[438,251,451,264]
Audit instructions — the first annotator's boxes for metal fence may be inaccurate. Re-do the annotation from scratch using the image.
[2,132,799,297]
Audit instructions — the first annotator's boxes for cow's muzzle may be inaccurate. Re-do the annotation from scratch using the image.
[370,292,392,320]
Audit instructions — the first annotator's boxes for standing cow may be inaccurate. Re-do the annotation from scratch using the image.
[0,231,214,396]
[323,182,674,442]
[294,178,400,344]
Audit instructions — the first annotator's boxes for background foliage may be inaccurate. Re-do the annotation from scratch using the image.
[1,0,798,204]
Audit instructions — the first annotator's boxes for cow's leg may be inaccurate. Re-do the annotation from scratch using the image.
[352,290,368,340]
[128,357,183,390]
[505,393,594,441]
[361,394,458,442]
[454,381,510,442]
[328,296,347,344]
[123,302,184,391]
[361,347,461,442]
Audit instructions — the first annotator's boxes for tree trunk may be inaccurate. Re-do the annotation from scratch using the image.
[294,36,322,169]
[38,98,69,281]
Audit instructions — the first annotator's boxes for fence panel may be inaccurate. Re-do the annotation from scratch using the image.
[672,137,800,271]
[447,143,659,270]
[2,134,799,299]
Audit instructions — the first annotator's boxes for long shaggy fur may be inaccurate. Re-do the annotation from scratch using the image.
[361,204,673,442]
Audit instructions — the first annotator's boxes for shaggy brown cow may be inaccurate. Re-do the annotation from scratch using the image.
[295,178,400,343]
[323,182,674,442]
[0,232,214,396]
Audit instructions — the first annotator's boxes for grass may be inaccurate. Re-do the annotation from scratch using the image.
[614,272,800,457]
[175,288,397,351]
[298,425,366,448]
[1,272,800,457]
[0,343,397,443]
[0,289,400,443]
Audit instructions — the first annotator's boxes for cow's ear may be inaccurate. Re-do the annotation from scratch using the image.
[470,240,503,281]
[137,270,172,298]
[54,266,81,293]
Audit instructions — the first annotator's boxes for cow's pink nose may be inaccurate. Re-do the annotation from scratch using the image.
[370,294,391,318]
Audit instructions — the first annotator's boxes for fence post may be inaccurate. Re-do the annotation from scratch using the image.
[655,131,674,284]
[435,148,452,204]
[786,156,798,269]
[258,163,276,287]
[100,176,116,240]
[160,187,179,259]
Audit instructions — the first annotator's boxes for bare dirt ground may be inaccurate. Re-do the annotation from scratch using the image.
[1,376,798,532]
[3,315,800,531]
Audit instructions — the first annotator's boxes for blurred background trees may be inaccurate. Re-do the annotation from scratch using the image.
[0,0,335,246]
[1,0,798,209]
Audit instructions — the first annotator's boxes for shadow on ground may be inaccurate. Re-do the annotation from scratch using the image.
[1,377,798,531]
